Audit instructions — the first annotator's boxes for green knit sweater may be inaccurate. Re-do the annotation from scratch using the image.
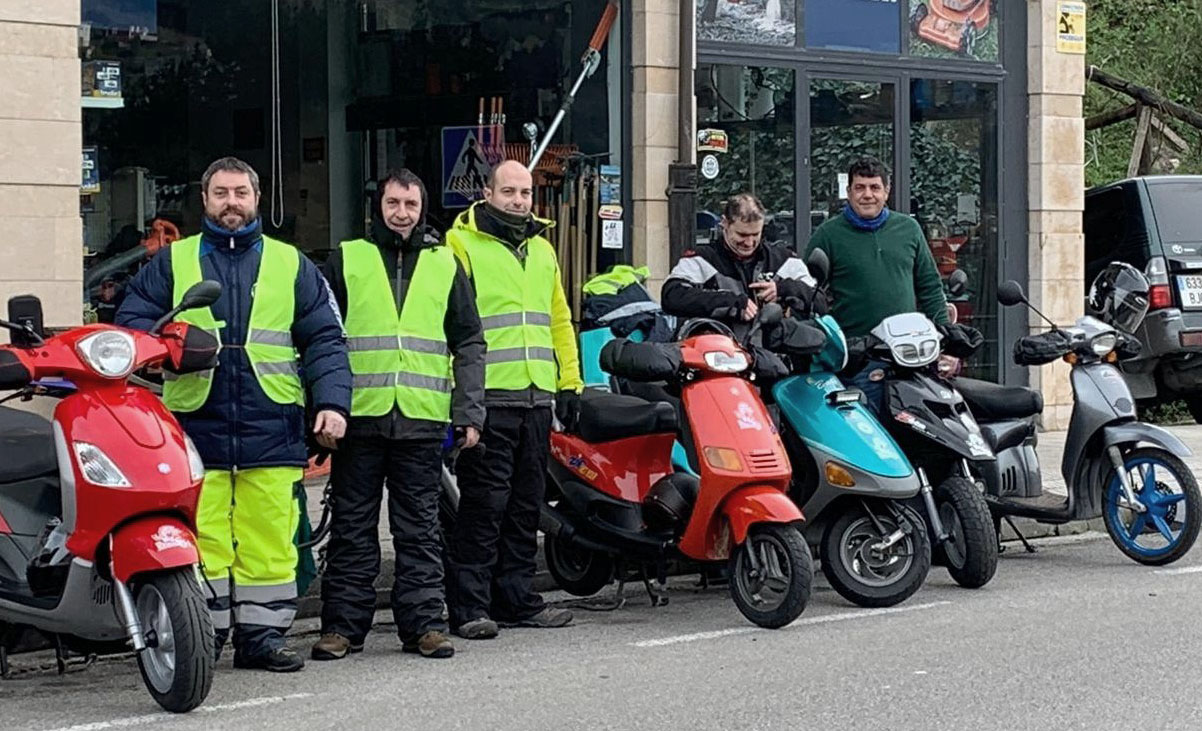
[804,212,949,338]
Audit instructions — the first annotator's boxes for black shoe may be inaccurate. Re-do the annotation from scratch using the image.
[233,646,305,673]
[497,606,573,628]
[452,617,499,640]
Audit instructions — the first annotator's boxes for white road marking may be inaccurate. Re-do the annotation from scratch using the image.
[42,693,315,731]
[631,601,952,648]
[1154,565,1202,576]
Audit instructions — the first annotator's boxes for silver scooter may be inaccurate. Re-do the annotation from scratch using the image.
[960,264,1201,565]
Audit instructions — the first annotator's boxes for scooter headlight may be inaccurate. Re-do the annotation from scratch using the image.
[703,350,750,373]
[1090,333,1117,356]
[73,441,130,488]
[76,330,136,379]
[184,435,206,483]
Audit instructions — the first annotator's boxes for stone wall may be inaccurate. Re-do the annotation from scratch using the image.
[0,0,83,329]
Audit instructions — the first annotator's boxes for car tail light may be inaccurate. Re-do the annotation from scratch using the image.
[1147,257,1172,311]
[1149,284,1173,311]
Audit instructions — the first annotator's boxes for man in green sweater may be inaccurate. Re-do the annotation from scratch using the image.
[804,156,948,411]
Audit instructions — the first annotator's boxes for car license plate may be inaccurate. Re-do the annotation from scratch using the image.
[1177,275,1202,310]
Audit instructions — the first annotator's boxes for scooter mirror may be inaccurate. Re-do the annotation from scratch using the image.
[947,269,969,297]
[805,248,830,287]
[179,280,222,311]
[997,280,1027,307]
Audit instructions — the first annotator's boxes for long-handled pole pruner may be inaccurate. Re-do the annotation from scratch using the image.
[528,1,620,171]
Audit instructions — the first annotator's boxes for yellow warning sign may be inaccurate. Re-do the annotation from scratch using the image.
[1056,1,1086,54]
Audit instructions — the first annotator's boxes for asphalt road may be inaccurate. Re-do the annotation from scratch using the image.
[5,531,1202,731]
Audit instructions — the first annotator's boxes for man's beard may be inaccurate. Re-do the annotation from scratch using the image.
[208,206,256,232]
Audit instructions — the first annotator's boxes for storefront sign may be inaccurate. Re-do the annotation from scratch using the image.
[598,204,623,221]
[697,129,729,154]
[81,146,100,194]
[441,126,503,208]
[701,154,721,180]
[1056,1,1086,54]
[599,165,621,205]
[82,60,122,98]
[601,220,624,250]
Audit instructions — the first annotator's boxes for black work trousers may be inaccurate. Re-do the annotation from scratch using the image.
[447,406,550,626]
[320,436,447,644]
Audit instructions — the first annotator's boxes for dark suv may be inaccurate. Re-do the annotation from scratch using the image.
[1084,175,1202,420]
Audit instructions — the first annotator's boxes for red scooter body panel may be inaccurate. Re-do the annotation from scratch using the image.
[550,431,676,503]
[675,341,795,561]
[59,386,202,559]
[110,515,200,583]
[722,486,803,545]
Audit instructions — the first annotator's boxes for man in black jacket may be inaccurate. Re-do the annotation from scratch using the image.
[313,170,486,661]
[662,193,821,339]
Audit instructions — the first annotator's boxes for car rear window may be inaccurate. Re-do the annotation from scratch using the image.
[1148,181,1202,243]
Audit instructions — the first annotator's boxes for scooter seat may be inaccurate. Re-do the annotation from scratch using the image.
[576,389,678,443]
[980,418,1035,453]
[0,406,57,483]
[954,377,1043,421]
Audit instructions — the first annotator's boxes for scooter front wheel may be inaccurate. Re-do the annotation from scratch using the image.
[821,503,931,608]
[729,524,813,628]
[134,568,214,713]
[1103,447,1202,566]
[934,477,998,588]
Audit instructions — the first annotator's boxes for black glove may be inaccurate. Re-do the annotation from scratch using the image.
[555,390,582,432]
[938,322,984,359]
[1115,332,1142,360]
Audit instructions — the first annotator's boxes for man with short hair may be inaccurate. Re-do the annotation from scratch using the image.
[804,156,948,410]
[117,156,351,672]
[662,192,819,339]
[313,169,485,661]
[444,160,583,639]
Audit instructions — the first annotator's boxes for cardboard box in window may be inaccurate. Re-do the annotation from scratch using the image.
[82,61,122,98]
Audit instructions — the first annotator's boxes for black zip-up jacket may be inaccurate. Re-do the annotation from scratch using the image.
[324,217,486,440]
[661,236,825,339]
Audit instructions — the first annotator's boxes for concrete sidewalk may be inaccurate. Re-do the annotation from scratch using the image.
[297,424,1202,618]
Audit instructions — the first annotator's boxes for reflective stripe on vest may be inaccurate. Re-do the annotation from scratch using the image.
[341,239,456,421]
[454,231,558,392]
[163,235,303,413]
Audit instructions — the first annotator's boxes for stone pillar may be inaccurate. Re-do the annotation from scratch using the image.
[630,0,683,296]
[0,1,83,328]
[1027,0,1085,429]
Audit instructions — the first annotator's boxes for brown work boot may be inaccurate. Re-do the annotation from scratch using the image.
[310,633,363,661]
[402,630,455,658]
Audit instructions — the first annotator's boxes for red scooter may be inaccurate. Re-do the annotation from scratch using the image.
[543,305,813,628]
[0,282,221,713]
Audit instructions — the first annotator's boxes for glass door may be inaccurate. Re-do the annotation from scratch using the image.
[807,77,896,234]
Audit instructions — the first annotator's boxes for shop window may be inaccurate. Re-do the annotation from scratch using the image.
[907,0,999,63]
[698,0,797,47]
[808,79,894,233]
[910,78,999,380]
[695,65,797,247]
[805,0,900,54]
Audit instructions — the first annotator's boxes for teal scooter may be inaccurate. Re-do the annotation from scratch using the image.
[770,250,929,607]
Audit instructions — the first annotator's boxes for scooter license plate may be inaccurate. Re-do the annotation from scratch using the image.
[1177,275,1202,310]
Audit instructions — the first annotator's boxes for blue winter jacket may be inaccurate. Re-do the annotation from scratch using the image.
[116,218,351,470]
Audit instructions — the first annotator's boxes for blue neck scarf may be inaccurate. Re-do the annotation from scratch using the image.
[843,205,890,232]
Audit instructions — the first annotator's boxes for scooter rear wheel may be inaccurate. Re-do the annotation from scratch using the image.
[134,568,214,713]
[729,524,813,628]
[821,503,931,608]
[544,532,615,597]
[934,477,998,588]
